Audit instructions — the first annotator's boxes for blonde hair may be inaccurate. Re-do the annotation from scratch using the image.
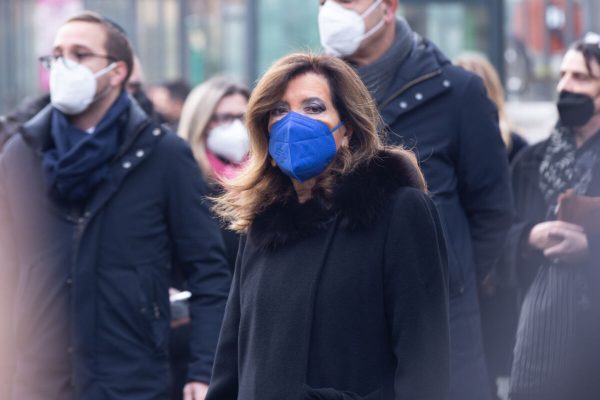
[214,52,425,233]
[454,53,513,150]
[177,76,249,178]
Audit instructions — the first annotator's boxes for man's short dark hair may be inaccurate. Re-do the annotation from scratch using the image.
[66,11,134,86]
[571,33,600,78]
[163,80,192,103]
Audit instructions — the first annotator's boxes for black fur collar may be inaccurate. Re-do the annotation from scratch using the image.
[249,149,424,250]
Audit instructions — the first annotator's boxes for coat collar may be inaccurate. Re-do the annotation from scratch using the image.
[378,37,453,123]
[249,149,425,250]
[20,95,150,155]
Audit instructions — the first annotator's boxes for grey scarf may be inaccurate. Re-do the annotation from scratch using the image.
[539,125,600,213]
[355,17,414,105]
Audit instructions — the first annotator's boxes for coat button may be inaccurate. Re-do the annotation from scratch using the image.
[122,161,132,169]
[67,346,73,354]
[399,101,408,109]
[415,92,423,101]
[443,80,451,87]
[66,277,73,286]
[136,149,145,158]
[152,128,161,136]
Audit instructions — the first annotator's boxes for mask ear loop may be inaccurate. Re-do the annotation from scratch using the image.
[331,121,344,133]
[358,0,386,41]
[91,62,119,105]
[359,0,384,18]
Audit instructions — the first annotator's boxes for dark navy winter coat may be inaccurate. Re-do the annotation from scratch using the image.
[0,100,231,400]
[373,37,513,400]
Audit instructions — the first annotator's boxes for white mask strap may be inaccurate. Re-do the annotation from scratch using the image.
[362,18,385,41]
[93,62,117,78]
[360,0,384,19]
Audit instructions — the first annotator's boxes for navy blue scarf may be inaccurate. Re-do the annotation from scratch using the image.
[42,91,131,204]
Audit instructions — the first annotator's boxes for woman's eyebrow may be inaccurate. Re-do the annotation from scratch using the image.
[301,97,325,105]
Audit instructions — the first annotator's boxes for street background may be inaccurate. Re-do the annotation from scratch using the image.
[1,0,599,142]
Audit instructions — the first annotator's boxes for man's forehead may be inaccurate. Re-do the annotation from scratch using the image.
[53,21,106,50]
[560,50,597,74]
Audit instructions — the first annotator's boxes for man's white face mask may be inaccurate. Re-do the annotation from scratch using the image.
[50,58,116,115]
[318,0,385,57]
[206,119,250,164]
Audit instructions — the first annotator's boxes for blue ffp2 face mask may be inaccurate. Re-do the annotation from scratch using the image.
[269,112,343,182]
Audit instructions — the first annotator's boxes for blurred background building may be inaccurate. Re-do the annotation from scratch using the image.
[1,0,599,141]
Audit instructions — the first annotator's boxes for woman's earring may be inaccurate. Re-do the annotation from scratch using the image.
[271,158,277,167]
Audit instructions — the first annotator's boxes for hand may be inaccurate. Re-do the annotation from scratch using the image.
[183,381,209,400]
[529,221,589,263]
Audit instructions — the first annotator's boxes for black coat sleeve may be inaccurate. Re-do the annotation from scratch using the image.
[384,188,450,400]
[456,75,514,281]
[165,136,231,384]
[205,236,245,399]
[501,149,546,290]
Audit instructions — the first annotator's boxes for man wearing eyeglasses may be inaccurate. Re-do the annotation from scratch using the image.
[0,11,230,400]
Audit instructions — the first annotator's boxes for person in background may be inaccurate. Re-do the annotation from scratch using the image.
[454,52,528,399]
[148,79,191,129]
[126,55,164,121]
[317,2,513,399]
[0,11,230,400]
[506,33,600,400]
[179,76,250,185]
[0,94,51,150]
[206,52,449,400]
[170,77,249,400]
[455,53,528,162]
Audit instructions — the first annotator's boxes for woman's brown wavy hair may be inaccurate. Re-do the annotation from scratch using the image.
[213,52,424,232]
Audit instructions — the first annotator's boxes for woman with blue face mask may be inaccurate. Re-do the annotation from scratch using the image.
[206,53,450,400]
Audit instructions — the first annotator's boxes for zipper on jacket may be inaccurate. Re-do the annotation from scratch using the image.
[379,69,443,109]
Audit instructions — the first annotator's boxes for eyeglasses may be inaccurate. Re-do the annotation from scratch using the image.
[39,53,117,70]
[211,113,245,125]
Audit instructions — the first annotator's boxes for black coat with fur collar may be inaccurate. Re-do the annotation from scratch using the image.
[206,150,450,400]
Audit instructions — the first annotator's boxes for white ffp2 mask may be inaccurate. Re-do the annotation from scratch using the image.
[206,119,250,164]
[50,58,116,115]
[318,0,385,57]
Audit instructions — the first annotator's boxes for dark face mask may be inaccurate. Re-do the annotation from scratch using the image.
[557,90,597,127]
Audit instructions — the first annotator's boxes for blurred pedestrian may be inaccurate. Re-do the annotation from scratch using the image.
[0,11,230,400]
[455,53,528,162]
[454,52,528,399]
[170,77,249,400]
[317,2,513,399]
[126,55,164,121]
[0,94,50,150]
[206,52,449,400]
[506,33,600,400]
[148,79,191,130]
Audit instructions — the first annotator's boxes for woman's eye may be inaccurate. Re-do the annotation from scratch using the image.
[305,104,325,113]
[271,105,288,116]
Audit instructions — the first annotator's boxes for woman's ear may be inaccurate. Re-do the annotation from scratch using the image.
[341,125,351,148]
